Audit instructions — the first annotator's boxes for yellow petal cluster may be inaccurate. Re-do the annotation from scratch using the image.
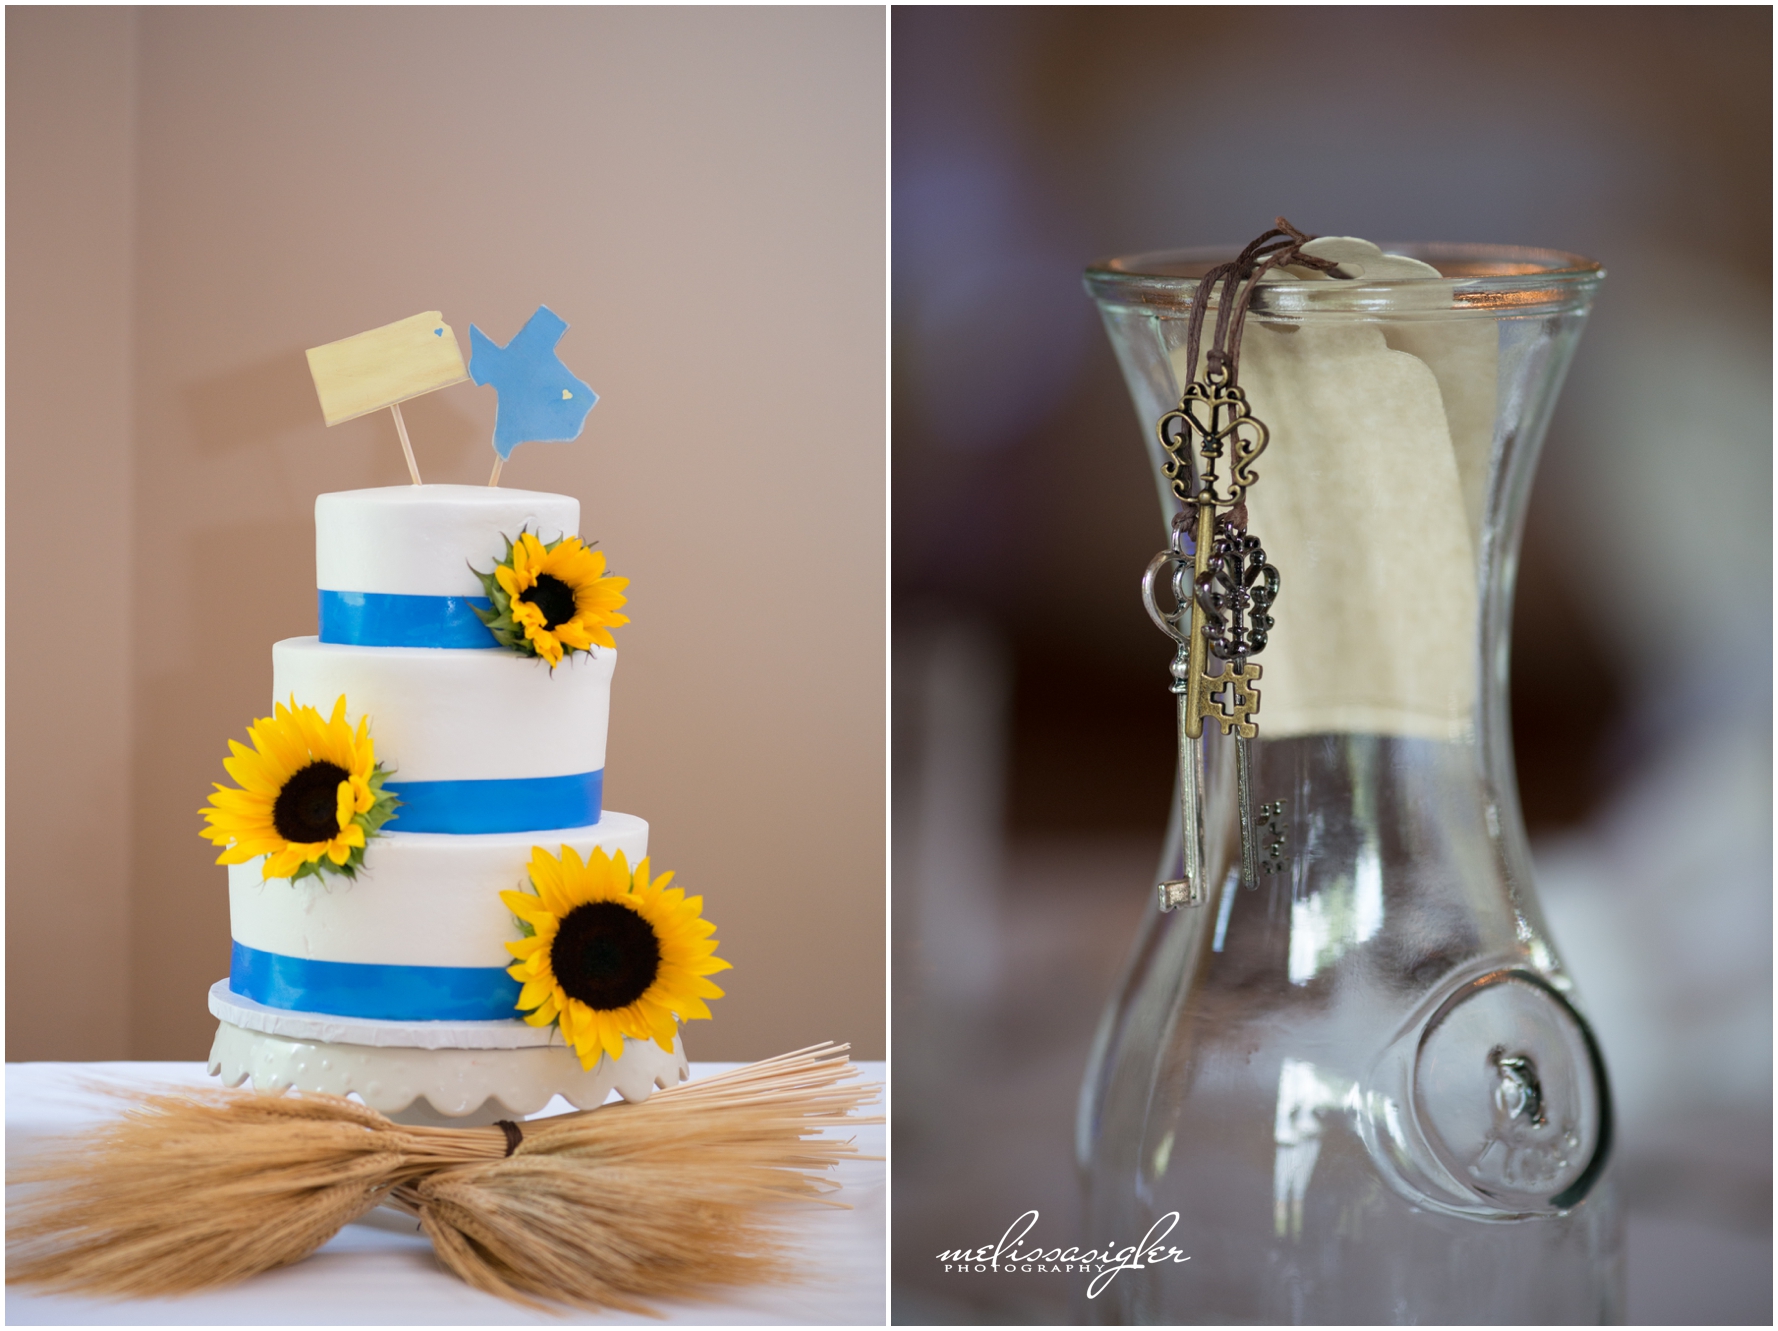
[199,696,376,880]
[495,533,629,666]
[501,845,729,1069]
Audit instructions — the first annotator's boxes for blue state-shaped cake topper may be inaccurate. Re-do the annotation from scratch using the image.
[468,305,598,460]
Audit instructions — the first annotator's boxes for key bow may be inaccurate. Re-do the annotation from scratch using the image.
[1156,374,1270,508]
[1195,511,1279,664]
[1141,547,1195,648]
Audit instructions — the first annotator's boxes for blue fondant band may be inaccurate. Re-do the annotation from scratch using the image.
[229,940,520,1022]
[386,769,603,834]
[318,589,498,649]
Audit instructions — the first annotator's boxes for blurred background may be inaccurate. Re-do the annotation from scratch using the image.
[8,9,884,1065]
[891,6,1769,1324]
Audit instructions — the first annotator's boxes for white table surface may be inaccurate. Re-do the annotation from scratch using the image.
[6,1060,886,1326]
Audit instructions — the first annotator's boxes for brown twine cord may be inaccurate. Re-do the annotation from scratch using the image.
[493,1119,523,1156]
[1181,216,1346,387]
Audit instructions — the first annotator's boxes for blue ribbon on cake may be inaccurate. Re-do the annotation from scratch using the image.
[385,769,603,834]
[319,589,498,649]
[229,941,521,1022]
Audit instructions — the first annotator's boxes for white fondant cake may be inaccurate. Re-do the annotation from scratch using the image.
[209,483,687,1118]
[227,815,649,967]
[211,980,565,1048]
[272,636,614,781]
[316,484,577,597]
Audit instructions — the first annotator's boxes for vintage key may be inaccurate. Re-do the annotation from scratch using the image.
[1257,799,1289,876]
[1135,227,1326,907]
[1142,513,1208,911]
[1195,506,1278,887]
[1144,364,1282,910]
[1143,508,1273,909]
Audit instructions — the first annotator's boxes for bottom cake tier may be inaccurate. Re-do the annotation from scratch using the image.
[207,981,688,1121]
[225,814,652,1025]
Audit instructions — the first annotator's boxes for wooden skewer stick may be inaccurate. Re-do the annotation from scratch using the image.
[487,454,505,487]
[389,403,422,485]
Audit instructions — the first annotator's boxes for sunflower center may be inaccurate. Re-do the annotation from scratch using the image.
[518,573,578,630]
[549,900,662,1011]
[272,761,351,844]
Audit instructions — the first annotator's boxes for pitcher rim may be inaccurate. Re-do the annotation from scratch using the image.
[1086,242,1604,315]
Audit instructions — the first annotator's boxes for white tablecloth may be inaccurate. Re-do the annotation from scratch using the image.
[5,1060,885,1326]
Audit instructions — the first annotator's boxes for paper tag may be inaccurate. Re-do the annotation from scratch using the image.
[1172,236,1497,739]
[306,311,470,427]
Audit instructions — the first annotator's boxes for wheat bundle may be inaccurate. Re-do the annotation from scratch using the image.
[8,1043,877,1312]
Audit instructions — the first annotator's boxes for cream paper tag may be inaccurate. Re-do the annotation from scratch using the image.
[1170,238,1490,739]
[1377,320,1497,558]
[1291,238,1499,553]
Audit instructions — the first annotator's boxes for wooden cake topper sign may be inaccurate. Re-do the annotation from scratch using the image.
[305,305,599,488]
[305,311,470,485]
[469,305,599,487]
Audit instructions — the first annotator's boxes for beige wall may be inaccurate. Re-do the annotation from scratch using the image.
[6,7,139,1060]
[8,7,885,1063]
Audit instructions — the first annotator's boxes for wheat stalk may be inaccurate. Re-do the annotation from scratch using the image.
[8,1043,878,1312]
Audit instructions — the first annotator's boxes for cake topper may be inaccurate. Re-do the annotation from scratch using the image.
[468,305,599,487]
[305,311,470,485]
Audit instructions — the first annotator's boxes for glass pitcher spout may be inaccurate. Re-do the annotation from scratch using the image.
[1078,245,1622,1324]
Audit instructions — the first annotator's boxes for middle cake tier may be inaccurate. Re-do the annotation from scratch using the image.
[273,636,614,834]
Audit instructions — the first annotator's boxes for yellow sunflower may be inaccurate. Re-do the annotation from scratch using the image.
[501,845,729,1068]
[199,695,398,882]
[472,531,629,666]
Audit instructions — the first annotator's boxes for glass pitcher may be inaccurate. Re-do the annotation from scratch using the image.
[1077,245,1621,1323]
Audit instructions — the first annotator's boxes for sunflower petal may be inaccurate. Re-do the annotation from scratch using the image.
[553,621,595,651]
[263,844,309,879]
[530,629,563,665]
[517,977,555,1009]
[222,750,284,796]
[599,1021,625,1064]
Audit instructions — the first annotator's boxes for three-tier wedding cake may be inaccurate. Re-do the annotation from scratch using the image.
[203,483,724,1123]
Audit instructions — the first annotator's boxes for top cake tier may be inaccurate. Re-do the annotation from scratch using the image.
[316,485,579,650]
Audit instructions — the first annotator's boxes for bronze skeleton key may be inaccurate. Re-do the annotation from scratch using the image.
[1143,368,1280,911]
[1142,513,1210,911]
[1194,508,1278,888]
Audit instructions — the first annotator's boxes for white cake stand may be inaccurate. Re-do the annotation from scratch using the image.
[206,981,688,1125]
